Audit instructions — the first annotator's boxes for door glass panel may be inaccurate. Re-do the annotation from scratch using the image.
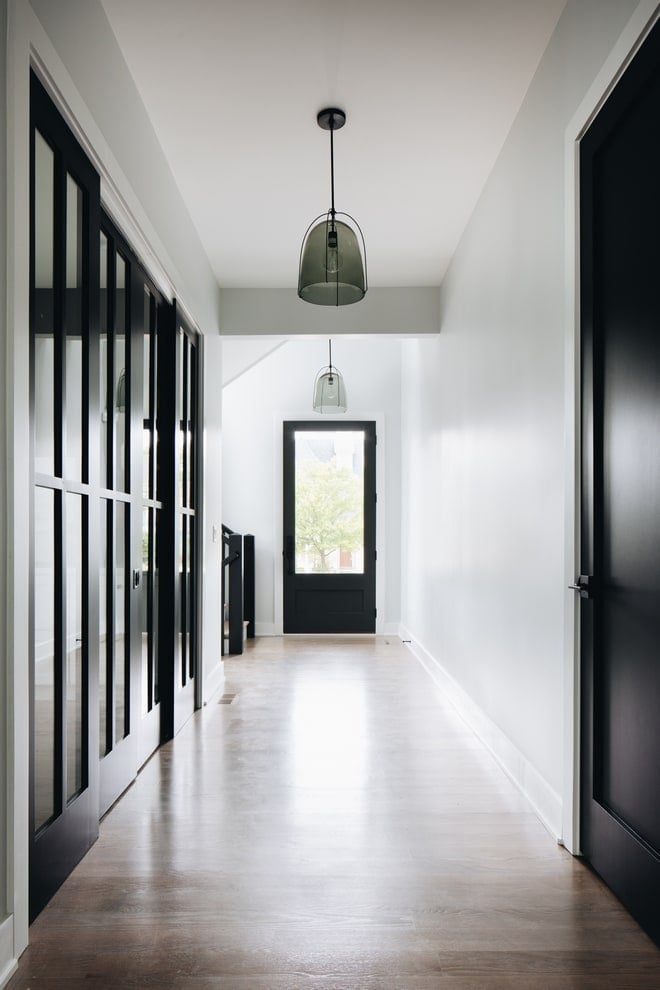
[141,506,150,715]
[34,131,55,476]
[154,325,160,503]
[185,340,192,509]
[187,515,194,681]
[34,487,56,829]
[294,430,365,574]
[176,331,184,508]
[99,498,109,757]
[154,508,160,705]
[176,519,184,687]
[115,254,127,492]
[115,502,128,741]
[64,176,83,481]
[143,290,151,500]
[65,493,83,800]
[100,232,109,487]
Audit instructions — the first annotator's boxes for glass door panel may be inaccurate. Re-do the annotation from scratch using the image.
[293,430,365,574]
[34,131,55,477]
[99,498,109,758]
[65,492,84,801]
[100,232,109,487]
[64,175,83,481]
[114,254,128,492]
[33,486,56,830]
[114,501,128,742]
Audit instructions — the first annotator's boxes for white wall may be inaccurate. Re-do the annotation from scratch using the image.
[400,0,643,841]
[222,338,402,634]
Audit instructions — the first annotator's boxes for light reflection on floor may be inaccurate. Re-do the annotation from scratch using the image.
[289,674,368,816]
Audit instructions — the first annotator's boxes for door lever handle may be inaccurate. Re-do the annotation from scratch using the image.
[285,536,294,576]
[569,575,593,598]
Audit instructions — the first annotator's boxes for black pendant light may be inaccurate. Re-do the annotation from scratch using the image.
[298,108,367,307]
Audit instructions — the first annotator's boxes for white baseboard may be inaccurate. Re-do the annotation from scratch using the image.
[201,659,225,705]
[381,622,400,636]
[0,915,17,989]
[255,623,280,636]
[400,625,563,841]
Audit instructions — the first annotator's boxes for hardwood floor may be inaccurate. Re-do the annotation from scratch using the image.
[9,637,660,988]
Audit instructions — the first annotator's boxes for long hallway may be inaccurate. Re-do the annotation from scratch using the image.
[9,637,660,989]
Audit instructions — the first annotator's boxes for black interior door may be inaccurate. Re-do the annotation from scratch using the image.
[98,216,165,812]
[579,19,660,945]
[283,421,376,633]
[30,73,101,919]
[30,75,172,918]
[159,304,199,737]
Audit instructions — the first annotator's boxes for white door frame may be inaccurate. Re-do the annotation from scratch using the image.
[561,0,660,856]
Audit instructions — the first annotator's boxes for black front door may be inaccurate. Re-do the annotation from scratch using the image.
[283,421,376,633]
[579,19,660,945]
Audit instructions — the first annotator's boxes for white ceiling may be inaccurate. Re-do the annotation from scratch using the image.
[100,0,566,290]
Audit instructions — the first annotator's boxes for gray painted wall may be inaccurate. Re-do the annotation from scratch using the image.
[400,0,642,834]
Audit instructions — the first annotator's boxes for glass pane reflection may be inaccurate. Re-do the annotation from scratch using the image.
[115,502,128,740]
[34,131,55,476]
[65,493,83,800]
[34,487,56,829]
[294,431,365,574]
[99,498,109,757]
[100,232,109,487]
[115,254,127,492]
[141,506,150,715]
[290,676,367,816]
[65,176,84,481]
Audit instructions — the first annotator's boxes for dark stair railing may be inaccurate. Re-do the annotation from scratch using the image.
[221,524,255,656]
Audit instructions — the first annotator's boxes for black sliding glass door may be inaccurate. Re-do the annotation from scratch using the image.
[159,307,199,736]
[30,73,101,920]
[29,73,192,918]
[97,216,165,812]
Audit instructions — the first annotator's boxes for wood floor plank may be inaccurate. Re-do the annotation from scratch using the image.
[8,636,660,988]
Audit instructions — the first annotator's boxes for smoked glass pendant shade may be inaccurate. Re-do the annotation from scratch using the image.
[313,340,347,413]
[299,214,367,307]
[298,107,367,307]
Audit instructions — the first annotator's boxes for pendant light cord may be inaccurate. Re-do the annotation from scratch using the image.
[330,125,335,219]
[328,338,333,371]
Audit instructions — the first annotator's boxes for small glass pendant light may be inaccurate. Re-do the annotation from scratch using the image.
[313,339,347,413]
[298,108,367,307]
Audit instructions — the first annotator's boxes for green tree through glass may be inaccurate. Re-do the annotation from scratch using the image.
[295,457,363,571]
